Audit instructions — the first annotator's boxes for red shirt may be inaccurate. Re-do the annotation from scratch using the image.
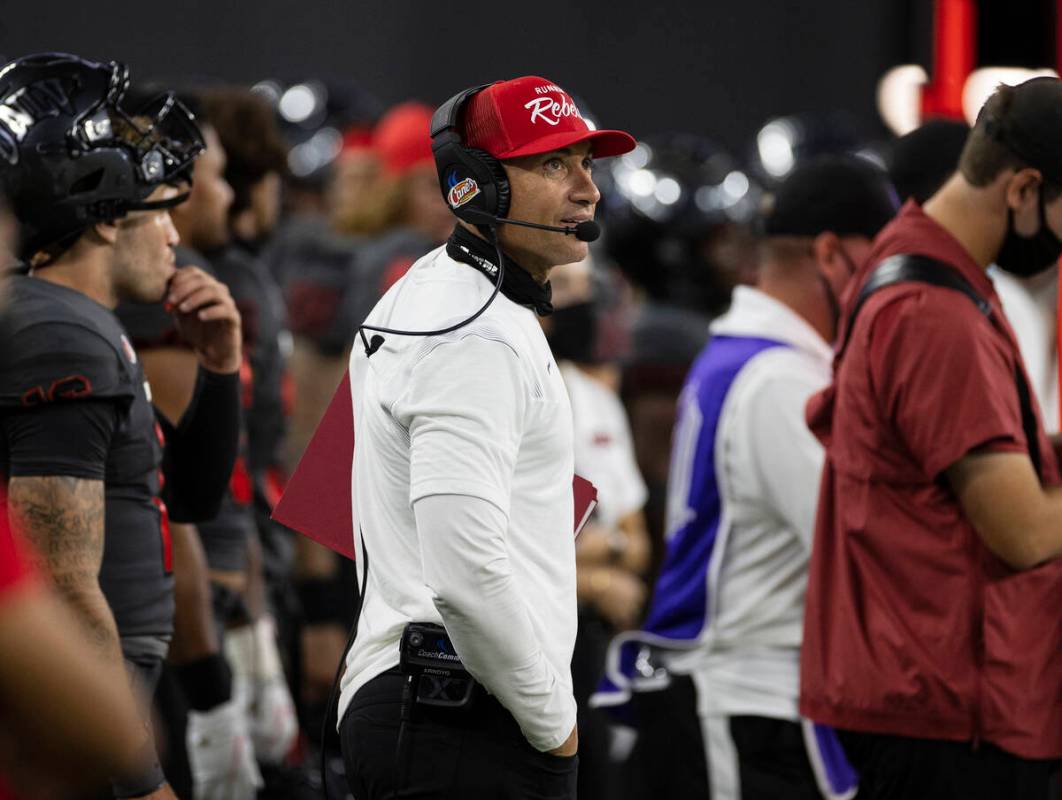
[0,492,34,800]
[800,201,1062,759]
[0,495,32,597]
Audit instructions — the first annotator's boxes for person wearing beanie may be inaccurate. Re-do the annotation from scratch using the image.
[336,76,635,799]
[801,77,1062,797]
[593,155,895,800]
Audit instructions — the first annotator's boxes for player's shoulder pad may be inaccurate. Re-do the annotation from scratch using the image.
[0,277,138,409]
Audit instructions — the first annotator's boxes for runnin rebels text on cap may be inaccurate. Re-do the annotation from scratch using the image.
[462,76,635,160]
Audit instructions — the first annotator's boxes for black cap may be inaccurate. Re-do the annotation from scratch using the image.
[886,119,970,204]
[982,76,1062,185]
[763,154,898,239]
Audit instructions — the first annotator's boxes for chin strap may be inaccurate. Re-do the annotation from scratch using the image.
[124,191,191,212]
[29,190,191,270]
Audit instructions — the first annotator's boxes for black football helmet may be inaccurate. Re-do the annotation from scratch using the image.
[0,52,205,261]
[602,133,761,314]
[747,111,875,188]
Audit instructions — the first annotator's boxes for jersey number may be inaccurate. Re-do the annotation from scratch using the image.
[20,374,93,407]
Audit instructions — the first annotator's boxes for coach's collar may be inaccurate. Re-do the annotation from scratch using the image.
[446,225,553,317]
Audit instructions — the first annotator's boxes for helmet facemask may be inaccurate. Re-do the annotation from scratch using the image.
[0,53,205,263]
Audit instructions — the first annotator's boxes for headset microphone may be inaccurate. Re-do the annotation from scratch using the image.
[460,209,601,242]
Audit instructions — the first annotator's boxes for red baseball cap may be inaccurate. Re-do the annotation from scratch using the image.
[463,76,635,160]
[340,124,374,156]
[373,102,435,175]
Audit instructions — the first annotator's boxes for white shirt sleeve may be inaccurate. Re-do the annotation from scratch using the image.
[741,361,826,549]
[414,493,577,752]
[395,334,576,751]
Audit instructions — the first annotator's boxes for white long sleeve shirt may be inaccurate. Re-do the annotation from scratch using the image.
[664,287,832,720]
[337,244,578,751]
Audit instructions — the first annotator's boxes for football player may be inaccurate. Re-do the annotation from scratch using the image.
[0,53,241,799]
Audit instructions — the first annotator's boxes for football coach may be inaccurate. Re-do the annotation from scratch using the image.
[336,76,635,799]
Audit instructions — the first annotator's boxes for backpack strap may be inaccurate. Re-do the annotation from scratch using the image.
[840,254,1042,479]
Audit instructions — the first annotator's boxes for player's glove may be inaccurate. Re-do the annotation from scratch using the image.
[186,698,263,800]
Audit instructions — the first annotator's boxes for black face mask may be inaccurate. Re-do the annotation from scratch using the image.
[547,301,599,364]
[996,187,1062,277]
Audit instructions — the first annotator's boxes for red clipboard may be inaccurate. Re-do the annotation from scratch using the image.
[273,371,597,561]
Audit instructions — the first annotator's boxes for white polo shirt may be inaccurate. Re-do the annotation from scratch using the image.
[337,244,578,751]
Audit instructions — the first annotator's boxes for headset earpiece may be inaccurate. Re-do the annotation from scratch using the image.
[463,147,510,219]
[430,84,510,225]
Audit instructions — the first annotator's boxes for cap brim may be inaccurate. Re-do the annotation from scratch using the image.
[498,128,637,160]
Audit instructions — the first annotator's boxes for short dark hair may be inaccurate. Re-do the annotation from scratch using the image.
[959,83,1062,201]
[199,87,288,215]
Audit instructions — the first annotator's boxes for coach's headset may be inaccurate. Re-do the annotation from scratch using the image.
[355,82,599,357]
[431,82,512,226]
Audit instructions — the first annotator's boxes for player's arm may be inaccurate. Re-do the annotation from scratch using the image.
[6,474,174,797]
[168,521,220,663]
[167,265,242,376]
[141,266,241,523]
[139,264,241,423]
[947,450,1062,569]
[0,579,147,793]
[614,508,651,575]
[157,366,240,523]
[287,338,350,700]
[8,475,117,656]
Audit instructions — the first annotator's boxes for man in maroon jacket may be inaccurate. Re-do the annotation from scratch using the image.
[801,77,1062,798]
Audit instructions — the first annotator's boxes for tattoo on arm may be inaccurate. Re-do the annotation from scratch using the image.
[8,476,120,655]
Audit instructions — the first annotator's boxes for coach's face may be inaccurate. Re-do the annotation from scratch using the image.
[499,141,599,280]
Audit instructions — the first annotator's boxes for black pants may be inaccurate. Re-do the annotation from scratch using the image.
[728,717,825,800]
[839,730,1060,800]
[626,676,710,800]
[570,610,616,800]
[340,668,578,800]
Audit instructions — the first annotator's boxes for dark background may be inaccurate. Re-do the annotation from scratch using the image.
[2,0,1056,154]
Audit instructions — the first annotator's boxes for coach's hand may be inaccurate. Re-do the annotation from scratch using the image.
[167,266,242,374]
[549,726,578,757]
